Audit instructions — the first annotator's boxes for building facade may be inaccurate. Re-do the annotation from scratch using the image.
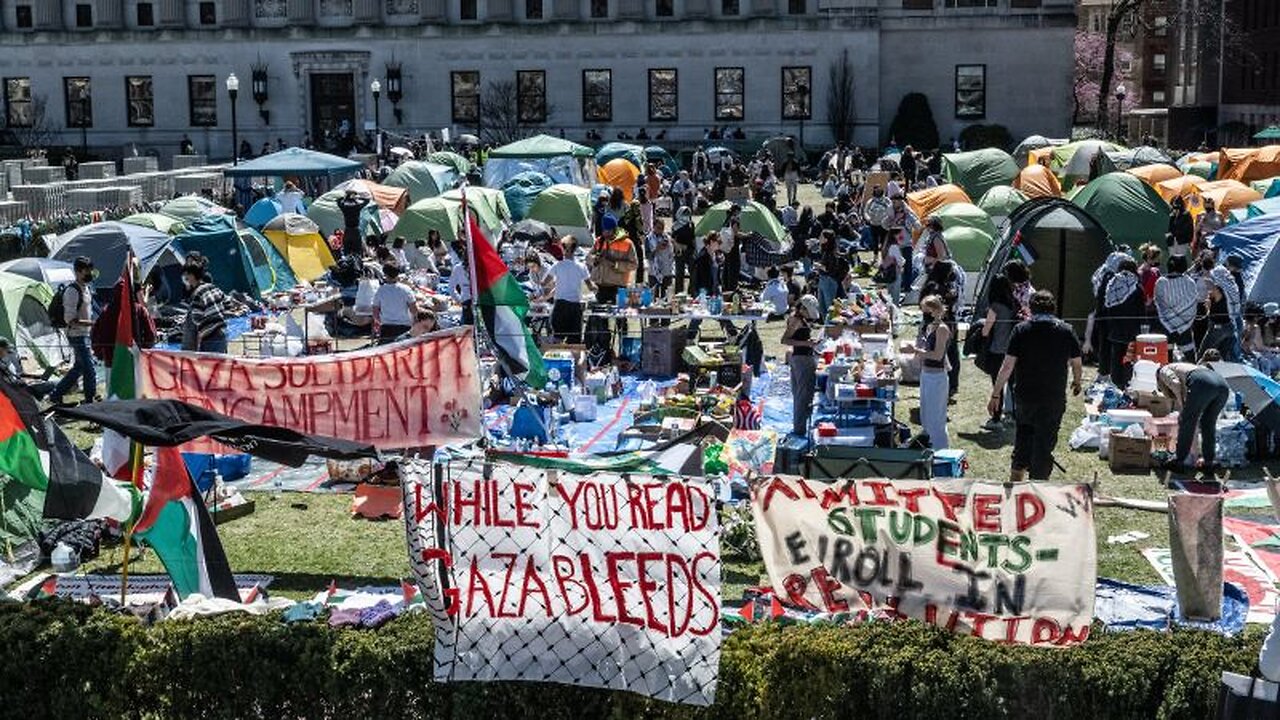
[0,0,1075,160]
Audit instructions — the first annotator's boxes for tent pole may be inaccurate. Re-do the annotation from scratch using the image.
[120,442,144,604]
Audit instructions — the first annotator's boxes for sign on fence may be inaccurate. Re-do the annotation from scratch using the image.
[141,328,481,450]
[401,460,722,705]
[751,476,1096,646]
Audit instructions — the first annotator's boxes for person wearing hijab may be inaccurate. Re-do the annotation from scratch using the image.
[1083,251,1130,377]
[671,206,696,295]
[1102,258,1145,389]
[782,294,821,438]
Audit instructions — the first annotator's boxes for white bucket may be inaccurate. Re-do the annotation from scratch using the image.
[1129,359,1159,393]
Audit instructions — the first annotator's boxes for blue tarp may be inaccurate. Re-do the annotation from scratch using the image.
[222,147,363,178]
[501,172,554,222]
[1210,213,1280,304]
[1094,577,1249,635]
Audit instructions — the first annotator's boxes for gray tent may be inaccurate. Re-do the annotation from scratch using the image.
[49,221,183,285]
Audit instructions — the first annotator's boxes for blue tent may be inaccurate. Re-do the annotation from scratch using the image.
[244,197,282,229]
[173,216,296,296]
[595,143,645,171]
[502,172,554,222]
[222,147,363,179]
[50,221,181,284]
[644,146,679,177]
[1209,213,1280,305]
[1247,196,1280,219]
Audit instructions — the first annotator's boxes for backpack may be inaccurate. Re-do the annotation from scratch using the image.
[49,283,80,330]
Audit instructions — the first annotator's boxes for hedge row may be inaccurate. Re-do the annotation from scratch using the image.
[0,600,1264,720]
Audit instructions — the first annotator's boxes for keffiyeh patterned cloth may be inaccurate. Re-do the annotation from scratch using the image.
[1105,270,1140,309]
[1092,251,1131,295]
[1211,265,1242,320]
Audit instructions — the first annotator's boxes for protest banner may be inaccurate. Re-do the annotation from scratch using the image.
[1143,547,1279,624]
[751,476,1096,646]
[401,459,722,705]
[140,328,481,450]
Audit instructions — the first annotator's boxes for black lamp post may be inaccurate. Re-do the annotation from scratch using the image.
[1114,83,1127,142]
[227,72,240,165]
[386,63,404,125]
[371,78,382,156]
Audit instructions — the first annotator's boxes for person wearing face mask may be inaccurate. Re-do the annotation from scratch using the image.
[180,254,232,354]
[48,256,97,407]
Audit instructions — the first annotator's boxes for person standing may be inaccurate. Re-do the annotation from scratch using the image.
[48,257,96,406]
[780,153,802,206]
[1154,254,1199,360]
[371,264,417,344]
[782,294,821,438]
[180,255,232,354]
[647,218,674,298]
[278,181,306,215]
[989,290,1084,481]
[1157,350,1231,472]
[547,237,594,344]
[1197,197,1227,252]
[1168,195,1194,257]
[920,217,951,274]
[1102,258,1145,389]
[815,230,846,316]
[687,233,739,340]
[671,206,696,295]
[720,209,742,293]
[980,260,1030,429]
[917,295,952,450]
[588,215,638,307]
[888,193,919,294]
[862,185,892,253]
[337,189,370,258]
[448,248,474,326]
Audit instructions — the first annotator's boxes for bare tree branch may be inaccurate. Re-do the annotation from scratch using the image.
[826,50,855,145]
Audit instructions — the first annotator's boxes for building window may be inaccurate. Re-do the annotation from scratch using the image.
[14,5,32,28]
[590,0,608,17]
[714,67,744,121]
[451,71,480,124]
[1152,90,1166,104]
[582,69,611,122]
[64,77,92,128]
[199,2,216,24]
[75,3,93,27]
[1118,57,1133,74]
[517,70,546,124]
[902,0,933,8]
[1153,14,1168,36]
[943,0,995,6]
[655,0,673,16]
[526,0,543,18]
[781,66,811,120]
[648,68,677,122]
[954,64,985,119]
[1153,53,1166,72]
[136,2,154,25]
[126,76,154,127]
[4,78,32,128]
[721,0,738,14]
[460,0,477,19]
[787,0,805,13]
[188,75,217,127]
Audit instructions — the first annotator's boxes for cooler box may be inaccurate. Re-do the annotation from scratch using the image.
[776,434,810,475]
[1133,333,1170,365]
[215,454,253,482]
[932,449,967,478]
[805,446,933,480]
[1104,408,1153,428]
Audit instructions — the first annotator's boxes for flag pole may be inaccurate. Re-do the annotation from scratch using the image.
[119,436,144,604]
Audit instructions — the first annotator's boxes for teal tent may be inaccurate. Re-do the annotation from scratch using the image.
[222,147,363,179]
[383,161,458,202]
[942,149,1019,200]
[1069,172,1170,252]
[1246,196,1280,219]
[426,151,471,176]
[977,186,1029,224]
[595,143,646,170]
[644,146,680,177]
[173,216,296,296]
[502,172,555,222]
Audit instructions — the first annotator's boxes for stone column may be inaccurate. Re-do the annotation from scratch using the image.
[616,0,643,19]
[156,0,185,26]
[33,2,63,29]
[222,0,251,25]
[420,0,445,20]
[488,0,513,20]
[552,0,577,19]
[288,0,315,23]
[353,0,380,22]
[95,0,124,27]
[748,0,775,17]
[684,0,708,17]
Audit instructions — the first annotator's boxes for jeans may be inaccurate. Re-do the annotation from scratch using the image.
[946,329,960,397]
[1012,398,1066,479]
[51,334,96,403]
[377,324,409,345]
[785,177,799,206]
[818,275,839,316]
[550,299,584,344]
[900,245,916,297]
[790,353,817,437]
[1176,369,1231,465]
[919,370,950,450]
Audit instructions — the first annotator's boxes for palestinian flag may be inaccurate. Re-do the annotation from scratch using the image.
[101,256,141,485]
[0,379,137,523]
[464,199,547,389]
[134,445,238,600]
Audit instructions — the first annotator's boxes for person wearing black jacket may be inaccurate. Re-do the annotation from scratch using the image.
[687,233,738,340]
[337,189,370,257]
[671,206,696,295]
[1101,258,1146,389]
[1168,196,1194,256]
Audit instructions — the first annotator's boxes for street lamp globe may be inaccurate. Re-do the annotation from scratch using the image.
[226,72,240,96]
[371,79,381,97]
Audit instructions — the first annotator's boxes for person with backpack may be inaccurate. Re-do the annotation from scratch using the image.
[48,256,97,407]
[862,185,892,253]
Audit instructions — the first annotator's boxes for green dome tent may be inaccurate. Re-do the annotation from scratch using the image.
[932,202,998,239]
[1069,172,1171,253]
[173,216,297,296]
[391,198,466,243]
[121,212,186,235]
[694,200,787,243]
[441,187,510,238]
[160,195,232,223]
[426,151,471,176]
[383,161,458,202]
[977,186,1029,224]
[526,184,593,232]
[942,149,1019,200]
[942,226,996,273]
[0,270,67,368]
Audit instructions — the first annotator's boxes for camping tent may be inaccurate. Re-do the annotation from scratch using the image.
[932,202,997,239]
[1012,135,1065,167]
[383,161,457,202]
[502,172,555,222]
[762,136,805,165]
[221,146,363,179]
[441,188,511,237]
[906,184,971,221]
[426,151,471,176]
[1155,175,1208,203]
[1246,196,1280,219]
[0,270,68,369]
[173,215,297,296]
[1198,180,1264,213]
[942,149,1019,200]
[1105,146,1173,170]
[1070,172,1171,252]
[0,258,73,286]
[484,134,595,187]
[1035,140,1124,185]
[694,200,787,243]
[121,212,186,235]
[307,179,409,237]
[644,146,680,177]
[1013,164,1063,199]
[977,186,1028,225]
[526,184,593,242]
[1126,163,1182,188]
[1251,178,1280,198]
[1218,146,1280,183]
[976,198,1113,333]
[1208,213,1280,304]
[261,214,336,282]
[598,158,641,202]
[160,195,232,223]
[50,221,181,284]
[942,226,996,273]
[595,143,646,171]
[244,196,282,229]
[390,198,466,243]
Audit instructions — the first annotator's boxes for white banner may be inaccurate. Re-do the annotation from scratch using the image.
[751,476,1096,646]
[401,460,722,705]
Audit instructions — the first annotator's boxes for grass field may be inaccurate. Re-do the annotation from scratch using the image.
[67,182,1235,600]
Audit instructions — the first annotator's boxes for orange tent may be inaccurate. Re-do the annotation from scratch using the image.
[1218,146,1280,183]
[1013,164,1062,198]
[1196,179,1264,213]
[906,183,971,220]
[597,158,641,202]
[339,178,409,214]
[1156,175,1208,203]
[1126,163,1182,188]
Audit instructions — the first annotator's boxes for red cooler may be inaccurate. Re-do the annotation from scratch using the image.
[1134,333,1169,365]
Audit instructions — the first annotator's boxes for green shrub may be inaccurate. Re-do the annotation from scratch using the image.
[0,600,1263,720]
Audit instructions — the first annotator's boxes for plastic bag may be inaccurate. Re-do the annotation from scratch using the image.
[355,278,379,313]
[1069,420,1102,451]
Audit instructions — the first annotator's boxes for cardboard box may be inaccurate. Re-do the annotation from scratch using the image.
[1109,429,1153,471]
[1134,390,1174,418]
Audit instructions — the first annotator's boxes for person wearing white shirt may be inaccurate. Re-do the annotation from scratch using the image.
[390,236,410,269]
[780,202,799,229]
[760,267,790,318]
[448,259,474,325]
[546,236,595,344]
[278,181,306,215]
[371,264,418,344]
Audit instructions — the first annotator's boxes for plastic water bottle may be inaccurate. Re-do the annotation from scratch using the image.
[273,475,283,499]
[51,542,79,573]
